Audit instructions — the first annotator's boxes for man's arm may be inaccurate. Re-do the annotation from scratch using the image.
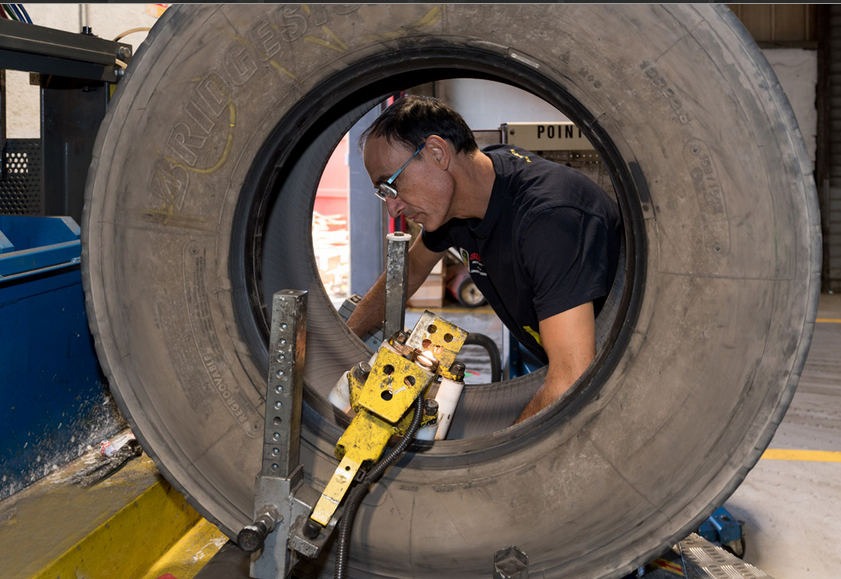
[514,301,596,424]
[346,236,446,338]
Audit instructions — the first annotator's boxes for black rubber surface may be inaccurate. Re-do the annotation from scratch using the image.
[82,5,820,578]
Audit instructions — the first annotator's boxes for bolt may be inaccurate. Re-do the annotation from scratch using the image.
[450,362,466,380]
[493,545,529,579]
[352,361,371,383]
[238,508,280,553]
[81,26,92,35]
[117,46,132,60]
[238,524,265,552]
[303,518,322,540]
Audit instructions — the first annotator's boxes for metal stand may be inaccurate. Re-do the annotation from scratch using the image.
[383,231,410,340]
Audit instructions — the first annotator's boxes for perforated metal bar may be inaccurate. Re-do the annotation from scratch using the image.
[383,231,410,340]
[262,289,307,478]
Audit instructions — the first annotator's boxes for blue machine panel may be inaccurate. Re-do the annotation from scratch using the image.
[0,216,124,499]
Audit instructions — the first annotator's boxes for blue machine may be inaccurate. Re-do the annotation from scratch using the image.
[697,506,746,555]
[507,334,546,378]
[0,215,123,500]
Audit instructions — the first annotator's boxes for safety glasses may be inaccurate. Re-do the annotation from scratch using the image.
[375,142,425,201]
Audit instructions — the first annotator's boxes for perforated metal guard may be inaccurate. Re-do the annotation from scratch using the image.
[679,533,772,579]
[0,139,43,215]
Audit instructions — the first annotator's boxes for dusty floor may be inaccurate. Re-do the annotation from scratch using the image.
[411,292,841,578]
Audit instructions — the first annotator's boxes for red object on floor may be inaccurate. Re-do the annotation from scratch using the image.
[157,574,178,579]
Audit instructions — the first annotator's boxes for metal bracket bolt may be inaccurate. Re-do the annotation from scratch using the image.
[494,545,529,579]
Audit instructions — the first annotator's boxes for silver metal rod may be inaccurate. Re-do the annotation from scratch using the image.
[383,231,411,341]
[263,289,307,478]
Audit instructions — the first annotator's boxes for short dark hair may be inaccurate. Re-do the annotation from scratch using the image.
[359,95,479,155]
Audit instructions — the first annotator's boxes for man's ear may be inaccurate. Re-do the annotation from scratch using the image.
[426,135,451,170]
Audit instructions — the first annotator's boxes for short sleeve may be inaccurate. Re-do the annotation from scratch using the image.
[519,206,610,321]
[421,222,454,253]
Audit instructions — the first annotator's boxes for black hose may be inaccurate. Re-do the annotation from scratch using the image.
[334,396,425,579]
[464,332,502,382]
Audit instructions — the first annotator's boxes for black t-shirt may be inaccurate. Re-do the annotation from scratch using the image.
[422,144,622,363]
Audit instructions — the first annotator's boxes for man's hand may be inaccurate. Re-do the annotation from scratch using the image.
[514,302,596,424]
[346,237,446,338]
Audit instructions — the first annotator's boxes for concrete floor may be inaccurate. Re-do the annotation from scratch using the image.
[725,293,841,578]
[411,292,841,578]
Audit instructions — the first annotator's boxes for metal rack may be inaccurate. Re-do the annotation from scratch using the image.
[0,18,131,221]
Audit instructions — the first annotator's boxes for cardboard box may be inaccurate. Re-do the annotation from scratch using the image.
[407,273,445,309]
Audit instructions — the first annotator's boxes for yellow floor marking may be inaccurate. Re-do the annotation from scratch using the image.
[139,518,228,579]
[33,479,202,579]
[816,318,841,323]
[652,558,685,576]
[761,449,841,462]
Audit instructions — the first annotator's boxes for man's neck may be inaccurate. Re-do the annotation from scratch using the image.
[451,150,496,221]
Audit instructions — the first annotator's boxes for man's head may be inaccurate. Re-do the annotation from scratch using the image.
[359,95,478,156]
[360,96,479,231]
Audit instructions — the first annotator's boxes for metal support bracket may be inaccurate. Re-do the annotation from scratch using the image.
[383,231,410,340]
[242,289,315,579]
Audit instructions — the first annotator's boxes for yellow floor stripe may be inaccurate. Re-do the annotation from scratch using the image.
[652,558,685,576]
[816,318,841,323]
[34,479,202,579]
[139,518,227,579]
[761,449,841,462]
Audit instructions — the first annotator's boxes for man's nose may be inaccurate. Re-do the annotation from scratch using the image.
[385,196,405,219]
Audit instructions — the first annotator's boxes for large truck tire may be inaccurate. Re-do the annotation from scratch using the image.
[82,5,819,578]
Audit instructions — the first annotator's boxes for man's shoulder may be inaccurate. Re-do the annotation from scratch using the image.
[482,143,548,166]
[484,144,593,186]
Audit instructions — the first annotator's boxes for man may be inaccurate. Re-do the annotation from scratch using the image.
[347,95,622,424]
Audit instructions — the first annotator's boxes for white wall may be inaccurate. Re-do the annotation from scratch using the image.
[436,78,569,130]
[763,48,818,166]
[5,4,159,138]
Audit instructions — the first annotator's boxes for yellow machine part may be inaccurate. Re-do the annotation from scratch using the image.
[310,454,364,526]
[310,353,438,526]
[310,313,469,529]
[310,408,400,525]
[407,311,468,370]
[356,348,433,423]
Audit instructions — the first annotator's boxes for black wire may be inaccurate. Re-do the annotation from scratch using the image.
[334,396,424,579]
[9,4,23,22]
[17,4,31,24]
[464,332,502,382]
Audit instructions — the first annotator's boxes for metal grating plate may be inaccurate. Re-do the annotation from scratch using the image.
[679,533,773,579]
[0,139,42,215]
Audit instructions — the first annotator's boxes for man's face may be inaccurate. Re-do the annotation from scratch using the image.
[363,135,453,232]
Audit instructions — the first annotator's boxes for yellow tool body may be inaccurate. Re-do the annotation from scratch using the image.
[309,312,468,527]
